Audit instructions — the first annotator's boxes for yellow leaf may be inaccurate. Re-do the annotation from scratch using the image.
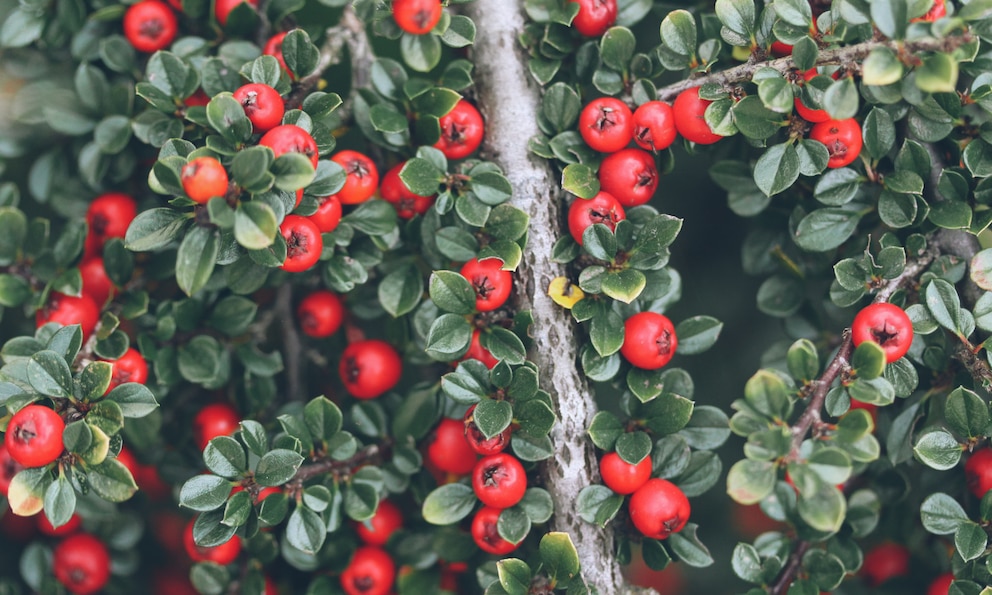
[548,277,584,309]
[8,472,44,517]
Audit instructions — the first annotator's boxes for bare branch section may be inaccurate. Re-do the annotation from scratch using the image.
[464,1,651,592]
[656,35,972,102]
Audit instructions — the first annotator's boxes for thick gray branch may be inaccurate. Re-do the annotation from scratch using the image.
[464,1,649,593]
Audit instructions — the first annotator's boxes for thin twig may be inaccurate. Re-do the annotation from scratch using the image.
[657,35,973,102]
[289,442,385,486]
[275,283,303,401]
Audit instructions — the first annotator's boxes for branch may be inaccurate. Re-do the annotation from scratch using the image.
[464,2,653,593]
[275,283,303,401]
[657,35,973,102]
[289,443,385,486]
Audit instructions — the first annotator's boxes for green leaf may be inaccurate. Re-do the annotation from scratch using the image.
[206,93,253,144]
[667,524,714,567]
[851,341,886,380]
[754,143,799,196]
[576,485,623,527]
[234,202,278,250]
[497,558,532,595]
[429,270,477,315]
[280,29,319,79]
[744,370,790,420]
[378,264,423,318]
[916,53,959,94]
[286,506,326,554]
[601,269,646,303]
[715,0,755,39]
[599,27,636,71]
[674,316,722,355]
[471,172,513,206]
[480,327,527,365]
[180,474,232,512]
[27,350,73,398]
[539,532,581,583]
[870,0,908,39]
[203,436,247,479]
[946,387,990,439]
[793,209,861,252]
[474,399,513,439]
[956,522,988,562]
[562,165,599,199]
[43,476,76,529]
[588,412,624,451]
[914,430,963,470]
[255,449,304,487]
[400,158,444,198]
[124,208,189,252]
[920,492,968,535]
[176,227,220,296]
[87,458,138,502]
[787,338,820,381]
[422,483,476,525]
[660,10,698,56]
[726,459,775,505]
[615,431,652,465]
[925,279,963,335]
[106,383,159,418]
[425,314,473,361]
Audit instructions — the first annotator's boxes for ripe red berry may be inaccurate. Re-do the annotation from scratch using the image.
[860,542,910,586]
[794,69,830,124]
[104,348,149,393]
[0,444,24,496]
[340,546,396,595]
[621,312,678,370]
[628,478,690,539]
[672,87,722,145]
[579,97,633,153]
[53,533,112,595]
[471,506,518,555]
[426,418,478,475]
[598,148,658,207]
[599,451,652,495]
[309,195,343,233]
[263,32,292,78]
[38,512,82,537]
[183,519,242,564]
[391,0,443,35]
[5,405,65,468]
[279,215,323,273]
[123,0,177,53]
[355,499,403,546]
[181,157,229,204]
[233,83,285,133]
[36,293,100,340]
[434,100,485,160]
[331,151,379,205]
[184,89,210,107]
[87,192,137,251]
[472,453,527,509]
[380,163,435,219]
[215,0,257,26]
[632,101,677,151]
[259,125,319,169]
[847,398,878,426]
[460,258,513,312]
[851,302,913,363]
[462,330,499,370]
[568,191,625,246]
[296,290,345,338]
[464,404,511,456]
[913,0,946,22]
[192,402,241,451]
[338,339,403,399]
[927,572,954,595]
[568,0,618,37]
[810,118,863,169]
[80,257,116,306]
[966,448,992,499]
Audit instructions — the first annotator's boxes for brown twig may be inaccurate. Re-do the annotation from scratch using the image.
[656,35,973,102]
[288,442,385,487]
[275,283,303,401]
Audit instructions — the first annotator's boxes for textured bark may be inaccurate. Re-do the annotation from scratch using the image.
[464,2,653,593]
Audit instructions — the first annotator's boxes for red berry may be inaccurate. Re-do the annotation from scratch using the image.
[810,118,863,169]
[296,290,345,338]
[259,125,319,169]
[279,215,323,273]
[851,302,913,363]
[332,151,379,205]
[87,192,137,250]
[340,546,395,595]
[913,0,947,22]
[104,347,149,393]
[192,402,241,451]
[183,519,241,564]
[598,148,658,207]
[599,451,652,495]
[80,257,116,306]
[181,157,229,204]
[632,101,677,151]
[462,330,499,370]
[355,499,403,546]
[391,0,443,35]
[53,533,111,595]
[426,418,478,475]
[123,0,177,53]
[770,40,793,57]
[794,69,830,124]
[5,405,65,468]
[380,163,435,219]
[263,32,291,75]
[464,404,511,456]
[36,293,100,340]
[966,448,992,499]
[338,340,403,399]
[472,453,527,509]
[471,506,518,555]
[568,0,617,37]
[215,0,257,26]
[847,398,878,426]
[309,195,343,233]
[460,258,513,312]
[672,87,722,145]
[568,191,625,246]
[0,444,24,496]
[233,83,285,133]
[434,100,485,160]
[860,542,910,587]
[38,513,82,537]
[927,572,954,595]
[628,478,690,539]
[185,89,211,107]
[621,312,678,370]
[294,189,304,208]
[579,97,633,153]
